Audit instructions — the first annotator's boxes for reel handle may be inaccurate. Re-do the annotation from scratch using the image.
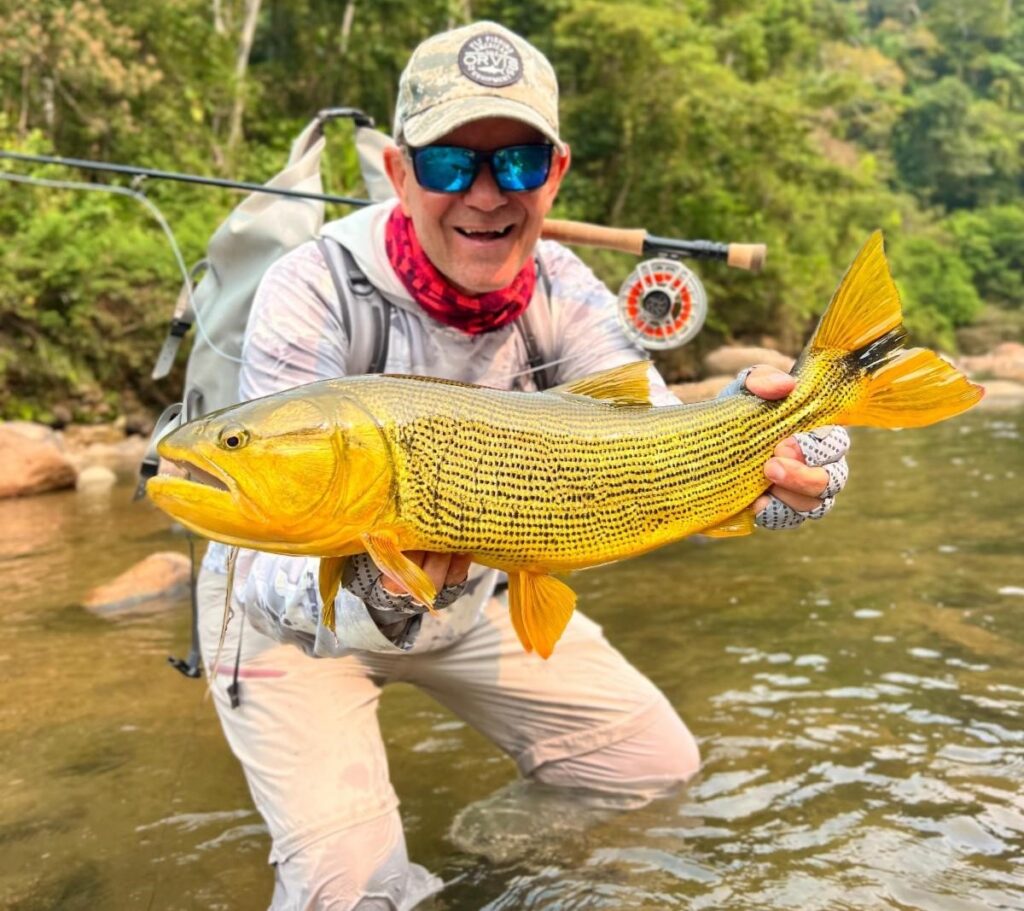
[541,219,767,272]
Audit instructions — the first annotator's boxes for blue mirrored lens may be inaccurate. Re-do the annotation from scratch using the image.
[492,145,553,192]
[413,147,477,193]
[412,144,554,193]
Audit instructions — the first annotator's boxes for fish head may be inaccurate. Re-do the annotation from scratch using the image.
[146,389,391,553]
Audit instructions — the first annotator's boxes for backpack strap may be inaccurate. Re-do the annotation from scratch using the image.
[317,237,392,375]
[319,236,552,387]
[514,255,554,391]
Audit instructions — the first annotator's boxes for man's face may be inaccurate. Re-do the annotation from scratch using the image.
[384,118,570,295]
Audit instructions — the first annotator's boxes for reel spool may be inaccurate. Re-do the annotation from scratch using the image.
[616,258,707,350]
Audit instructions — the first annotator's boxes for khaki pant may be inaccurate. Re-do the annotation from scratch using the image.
[197,568,700,910]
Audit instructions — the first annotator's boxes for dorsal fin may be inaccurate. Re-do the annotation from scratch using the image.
[548,361,652,406]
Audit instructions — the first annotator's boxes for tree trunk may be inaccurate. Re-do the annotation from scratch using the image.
[226,0,261,155]
[42,76,55,133]
[18,63,31,135]
[339,0,356,55]
[212,0,227,35]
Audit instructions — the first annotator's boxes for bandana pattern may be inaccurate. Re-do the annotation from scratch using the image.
[385,207,535,335]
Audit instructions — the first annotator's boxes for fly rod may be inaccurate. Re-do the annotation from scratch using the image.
[0,149,766,271]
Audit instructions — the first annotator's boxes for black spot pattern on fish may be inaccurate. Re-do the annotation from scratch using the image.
[349,358,862,569]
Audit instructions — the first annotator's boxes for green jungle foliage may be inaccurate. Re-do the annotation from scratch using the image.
[0,0,1021,421]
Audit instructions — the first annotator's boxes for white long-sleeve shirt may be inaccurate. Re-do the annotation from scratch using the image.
[203,200,678,657]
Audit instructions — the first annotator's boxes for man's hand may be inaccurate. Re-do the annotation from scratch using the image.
[343,551,473,627]
[380,551,473,596]
[743,365,851,529]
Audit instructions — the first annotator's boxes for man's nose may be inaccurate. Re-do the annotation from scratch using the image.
[462,161,507,211]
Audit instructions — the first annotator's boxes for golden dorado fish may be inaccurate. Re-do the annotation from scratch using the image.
[148,233,983,658]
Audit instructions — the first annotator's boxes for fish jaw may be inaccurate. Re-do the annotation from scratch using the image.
[147,436,276,544]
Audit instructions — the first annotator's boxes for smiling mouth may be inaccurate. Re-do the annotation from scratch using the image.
[455,225,515,241]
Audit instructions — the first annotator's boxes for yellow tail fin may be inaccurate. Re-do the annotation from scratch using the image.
[809,231,983,429]
[844,348,983,429]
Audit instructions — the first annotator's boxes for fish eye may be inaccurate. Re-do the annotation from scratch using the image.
[217,426,250,451]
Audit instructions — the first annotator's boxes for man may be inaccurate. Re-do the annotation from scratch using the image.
[195,21,850,909]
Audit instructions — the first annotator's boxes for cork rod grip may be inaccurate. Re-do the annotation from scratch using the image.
[541,219,647,256]
[726,243,767,272]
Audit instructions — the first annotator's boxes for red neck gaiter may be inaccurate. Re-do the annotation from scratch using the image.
[385,207,535,335]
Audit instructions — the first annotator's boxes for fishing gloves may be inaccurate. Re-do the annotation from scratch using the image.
[344,552,468,632]
[719,367,851,530]
[754,425,851,529]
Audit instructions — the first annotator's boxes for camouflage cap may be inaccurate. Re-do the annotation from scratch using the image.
[394,22,564,152]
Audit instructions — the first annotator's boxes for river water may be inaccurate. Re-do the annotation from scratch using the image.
[1,407,1022,910]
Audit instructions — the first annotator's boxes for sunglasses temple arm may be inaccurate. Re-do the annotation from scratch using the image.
[540,218,767,273]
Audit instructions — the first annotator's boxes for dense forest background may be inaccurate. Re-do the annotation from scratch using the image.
[0,0,1021,423]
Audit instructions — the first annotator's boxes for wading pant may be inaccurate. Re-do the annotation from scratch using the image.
[196,568,701,911]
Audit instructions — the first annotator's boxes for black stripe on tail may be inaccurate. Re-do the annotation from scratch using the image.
[850,325,908,374]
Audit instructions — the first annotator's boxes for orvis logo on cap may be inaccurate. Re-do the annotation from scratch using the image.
[458,33,523,87]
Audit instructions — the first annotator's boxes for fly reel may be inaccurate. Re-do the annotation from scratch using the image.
[616,258,708,350]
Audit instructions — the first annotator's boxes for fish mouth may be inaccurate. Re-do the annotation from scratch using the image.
[156,437,235,496]
[145,441,256,537]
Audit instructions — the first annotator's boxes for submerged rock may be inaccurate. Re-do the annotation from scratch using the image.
[83,551,191,616]
[0,422,78,498]
[76,465,118,493]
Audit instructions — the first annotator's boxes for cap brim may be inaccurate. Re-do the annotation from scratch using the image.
[401,95,566,153]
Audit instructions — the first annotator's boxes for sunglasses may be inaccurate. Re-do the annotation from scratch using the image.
[410,143,555,194]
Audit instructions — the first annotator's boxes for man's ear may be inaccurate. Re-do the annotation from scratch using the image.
[383,145,411,214]
[543,143,572,205]
[553,143,571,181]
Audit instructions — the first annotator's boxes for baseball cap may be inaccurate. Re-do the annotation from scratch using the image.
[394,22,565,153]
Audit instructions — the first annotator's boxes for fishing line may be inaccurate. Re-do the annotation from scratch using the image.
[0,170,242,364]
[207,545,239,702]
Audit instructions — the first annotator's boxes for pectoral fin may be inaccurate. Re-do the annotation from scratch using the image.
[318,556,347,632]
[507,571,577,659]
[702,506,757,538]
[360,532,438,611]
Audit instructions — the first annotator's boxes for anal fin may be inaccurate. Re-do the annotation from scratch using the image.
[361,532,438,611]
[507,572,577,659]
[702,506,756,538]
[318,556,347,632]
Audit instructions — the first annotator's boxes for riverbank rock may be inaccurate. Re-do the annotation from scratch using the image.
[976,379,1024,409]
[61,418,149,477]
[63,419,128,447]
[83,551,191,616]
[67,435,148,476]
[703,346,794,377]
[0,422,78,498]
[668,376,734,404]
[960,342,1024,384]
[76,464,118,493]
